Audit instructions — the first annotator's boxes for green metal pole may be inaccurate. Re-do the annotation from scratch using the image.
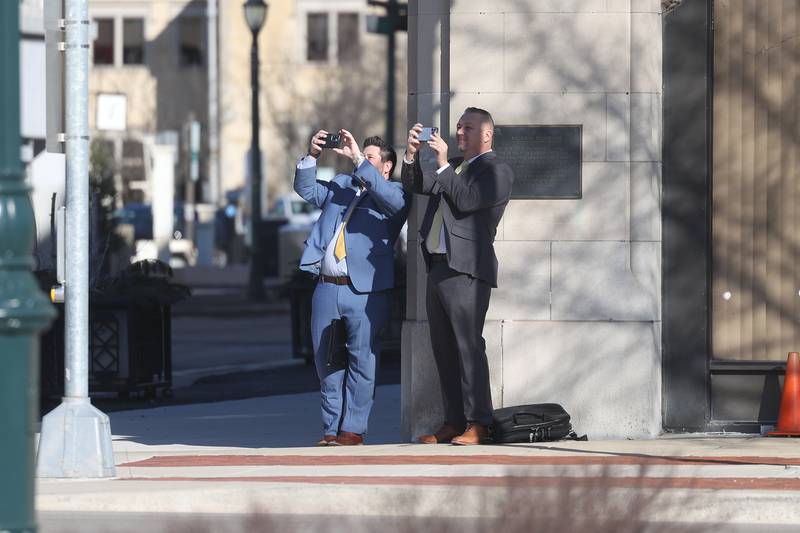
[0,2,57,532]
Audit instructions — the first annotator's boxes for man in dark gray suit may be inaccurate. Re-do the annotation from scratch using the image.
[401,107,514,445]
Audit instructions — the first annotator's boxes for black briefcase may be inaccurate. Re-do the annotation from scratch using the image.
[325,318,349,370]
[491,403,587,443]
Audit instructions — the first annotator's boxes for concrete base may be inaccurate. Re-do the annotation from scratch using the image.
[401,318,662,440]
[36,398,116,478]
[400,320,442,441]
[400,319,506,441]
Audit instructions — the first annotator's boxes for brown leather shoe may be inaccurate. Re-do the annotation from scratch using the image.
[330,431,363,446]
[317,435,337,446]
[417,423,464,444]
[451,423,489,446]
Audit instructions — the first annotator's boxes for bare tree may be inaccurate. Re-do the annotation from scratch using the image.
[265,45,388,184]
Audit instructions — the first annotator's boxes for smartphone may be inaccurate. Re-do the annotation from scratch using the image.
[418,127,438,142]
[322,133,342,149]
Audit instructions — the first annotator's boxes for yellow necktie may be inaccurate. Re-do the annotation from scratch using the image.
[334,225,347,261]
[334,189,363,261]
[425,160,467,252]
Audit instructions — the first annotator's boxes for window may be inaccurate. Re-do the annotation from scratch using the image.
[179,16,205,67]
[93,18,114,65]
[122,18,145,65]
[337,13,360,63]
[307,13,328,61]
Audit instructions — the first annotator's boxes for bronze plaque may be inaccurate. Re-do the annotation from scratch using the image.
[494,125,582,199]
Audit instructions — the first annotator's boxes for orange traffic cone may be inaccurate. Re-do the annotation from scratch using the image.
[767,352,800,437]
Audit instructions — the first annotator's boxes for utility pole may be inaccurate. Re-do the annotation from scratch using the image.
[207,0,221,206]
[37,0,115,479]
[386,0,396,148]
[0,2,56,531]
[367,0,407,148]
[244,0,269,301]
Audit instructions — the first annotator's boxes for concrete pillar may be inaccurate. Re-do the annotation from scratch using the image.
[402,0,664,440]
[401,0,451,440]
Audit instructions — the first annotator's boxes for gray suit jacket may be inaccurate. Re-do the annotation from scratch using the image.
[402,151,514,287]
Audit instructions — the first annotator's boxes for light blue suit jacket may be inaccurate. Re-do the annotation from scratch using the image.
[294,159,409,293]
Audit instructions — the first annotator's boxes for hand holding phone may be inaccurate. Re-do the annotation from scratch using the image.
[322,133,343,149]
[418,127,438,142]
[309,130,329,157]
[405,124,424,160]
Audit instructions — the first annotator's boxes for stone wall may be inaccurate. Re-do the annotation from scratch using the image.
[402,0,664,440]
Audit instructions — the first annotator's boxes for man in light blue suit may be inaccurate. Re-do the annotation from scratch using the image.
[295,129,409,446]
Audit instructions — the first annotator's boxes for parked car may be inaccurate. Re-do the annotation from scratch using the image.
[112,202,187,241]
[267,192,321,225]
[112,203,195,267]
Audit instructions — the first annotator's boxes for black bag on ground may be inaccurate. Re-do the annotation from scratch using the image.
[491,403,587,443]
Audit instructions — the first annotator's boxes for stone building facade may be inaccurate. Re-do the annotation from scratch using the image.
[402,0,664,439]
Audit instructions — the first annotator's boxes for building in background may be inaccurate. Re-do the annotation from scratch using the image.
[84,0,407,217]
[218,0,407,221]
[19,0,66,272]
[19,0,407,271]
[87,0,211,207]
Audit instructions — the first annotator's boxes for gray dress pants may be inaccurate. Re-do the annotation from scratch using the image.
[425,259,494,427]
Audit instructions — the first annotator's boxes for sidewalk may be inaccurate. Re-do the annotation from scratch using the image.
[36,384,800,531]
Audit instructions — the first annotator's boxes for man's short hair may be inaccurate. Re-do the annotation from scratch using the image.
[463,107,495,130]
[363,135,397,176]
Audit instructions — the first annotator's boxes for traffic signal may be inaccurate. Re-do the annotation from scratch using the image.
[366,1,407,34]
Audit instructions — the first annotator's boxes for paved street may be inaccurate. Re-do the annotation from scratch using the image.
[168,295,400,405]
[170,313,295,389]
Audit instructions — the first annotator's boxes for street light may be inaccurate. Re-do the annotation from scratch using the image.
[244,0,268,300]
[244,0,267,32]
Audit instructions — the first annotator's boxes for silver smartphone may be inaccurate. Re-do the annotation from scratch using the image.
[418,127,438,141]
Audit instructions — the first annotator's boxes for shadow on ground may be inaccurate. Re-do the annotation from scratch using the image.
[41,352,400,416]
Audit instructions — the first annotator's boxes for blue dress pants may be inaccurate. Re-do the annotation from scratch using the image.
[311,279,389,436]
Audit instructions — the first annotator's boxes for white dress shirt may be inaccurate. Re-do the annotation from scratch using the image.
[296,154,364,277]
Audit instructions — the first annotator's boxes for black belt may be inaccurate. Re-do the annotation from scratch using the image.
[430,254,448,263]
[320,275,350,285]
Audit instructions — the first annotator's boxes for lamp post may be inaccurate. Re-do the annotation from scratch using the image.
[366,1,408,148]
[385,0,396,148]
[0,1,56,530]
[244,0,268,300]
